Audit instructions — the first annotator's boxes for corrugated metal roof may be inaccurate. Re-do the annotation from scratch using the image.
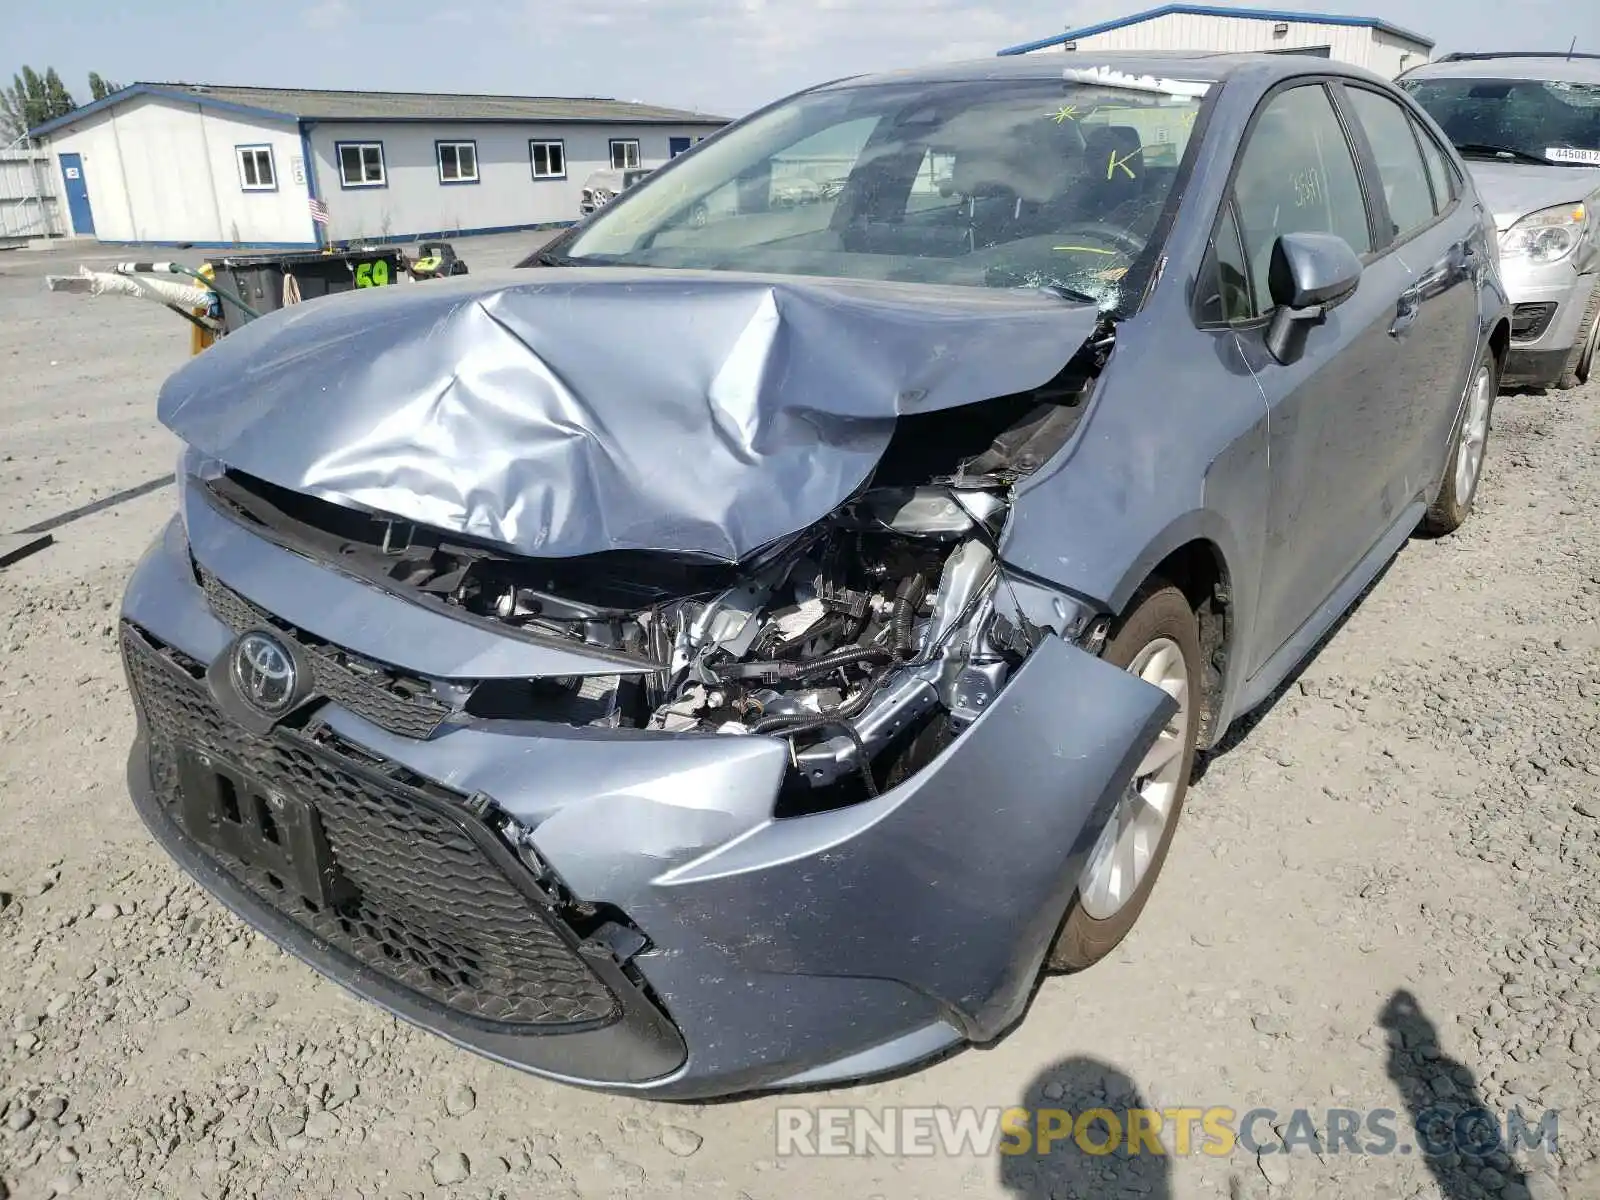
[998,5,1434,57]
[30,82,728,138]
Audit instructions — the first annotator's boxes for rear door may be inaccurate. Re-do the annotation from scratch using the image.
[1220,81,1418,675]
[1339,83,1486,494]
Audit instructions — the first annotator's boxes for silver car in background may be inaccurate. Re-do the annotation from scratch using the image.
[1402,52,1600,388]
[578,167,655,217]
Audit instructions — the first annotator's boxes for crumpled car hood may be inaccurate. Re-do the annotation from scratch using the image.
[158,267,1101,562]
[1464,160,1600,230]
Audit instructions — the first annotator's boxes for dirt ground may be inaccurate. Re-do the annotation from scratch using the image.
[1,234,1598,1200]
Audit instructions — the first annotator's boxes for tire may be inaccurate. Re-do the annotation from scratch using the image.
[1046,583,1201,971]
[1422,347,1498,536]
[1560,278,1600,389]
[1568,278,1600,387]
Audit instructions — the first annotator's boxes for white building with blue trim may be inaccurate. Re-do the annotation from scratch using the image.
[999,4,1434,77]
[28,83,727,248]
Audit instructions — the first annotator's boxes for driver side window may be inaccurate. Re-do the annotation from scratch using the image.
[1231,84,1372,317]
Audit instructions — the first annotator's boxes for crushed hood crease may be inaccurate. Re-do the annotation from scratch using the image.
[158,268,1101,562]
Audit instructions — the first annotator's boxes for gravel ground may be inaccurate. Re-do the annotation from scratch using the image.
[1,234,1598,1200]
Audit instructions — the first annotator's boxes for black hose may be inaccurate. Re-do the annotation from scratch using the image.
[794,643,890,680]
[890,572,928,661]
[721,642,889,684]
[840,723,879,798]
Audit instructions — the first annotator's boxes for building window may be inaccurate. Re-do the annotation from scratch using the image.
[610,139,641,170]
[436,140,479,184]
[236,146,276,191]
[337,142,386,188]
[530,139,566,179]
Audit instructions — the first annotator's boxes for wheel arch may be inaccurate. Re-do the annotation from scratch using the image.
[1107,513,1243,747]
[1487,316,1510,375]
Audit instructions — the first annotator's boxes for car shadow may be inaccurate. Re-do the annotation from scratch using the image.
[1191,553,1396,784]
[1379,988,1531,1199]
[998,1056,1172,1199]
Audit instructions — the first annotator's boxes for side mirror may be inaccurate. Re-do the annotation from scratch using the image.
[1264,232,1362,365]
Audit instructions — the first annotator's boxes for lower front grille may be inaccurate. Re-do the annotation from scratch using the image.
[122,623,619,1029]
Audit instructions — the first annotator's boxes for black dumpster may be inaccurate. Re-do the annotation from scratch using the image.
[205,246,405,333]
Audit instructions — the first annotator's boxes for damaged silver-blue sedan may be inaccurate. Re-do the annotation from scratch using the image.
[122,52,1510,1097]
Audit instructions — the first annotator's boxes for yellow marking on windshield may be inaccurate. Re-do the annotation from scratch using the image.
[1052,104,1103,123]
[1053,245,1118,255]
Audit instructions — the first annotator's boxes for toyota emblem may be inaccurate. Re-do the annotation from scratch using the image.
[231,632,298,716]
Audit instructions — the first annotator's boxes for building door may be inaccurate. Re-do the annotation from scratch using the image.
[669,137,692,158]
[58,153,95,236]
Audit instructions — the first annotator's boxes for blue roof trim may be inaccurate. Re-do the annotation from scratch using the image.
[997,4,1435,57]
[28,84,299,138]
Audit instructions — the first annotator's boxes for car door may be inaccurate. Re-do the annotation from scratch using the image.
[1339,82,1487,496]
[1221,81,1420,677]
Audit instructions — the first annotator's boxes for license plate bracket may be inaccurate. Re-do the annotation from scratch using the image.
[175,748,354,909]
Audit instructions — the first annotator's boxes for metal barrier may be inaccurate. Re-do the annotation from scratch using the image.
[0,148,65,245]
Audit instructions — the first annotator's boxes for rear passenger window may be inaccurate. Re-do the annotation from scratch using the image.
[1345,87,1436,240]
[1232,85,1372,316]
[1411,118,1456,215]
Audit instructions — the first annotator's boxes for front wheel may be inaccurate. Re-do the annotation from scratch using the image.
[1558,279,1600,390]
[1046,583,1201,971]
[1422,349,1498,536]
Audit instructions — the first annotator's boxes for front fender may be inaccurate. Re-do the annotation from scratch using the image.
[643,635,1175,1041]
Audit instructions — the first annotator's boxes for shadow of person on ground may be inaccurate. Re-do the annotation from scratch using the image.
[1380,988,1534,1199]
[998,1056,1172,1200]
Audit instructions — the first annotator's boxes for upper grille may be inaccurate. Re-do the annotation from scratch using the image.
[123,623,619,1029]
[200,568,453,740]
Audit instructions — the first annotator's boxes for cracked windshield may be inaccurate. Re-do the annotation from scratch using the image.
[562,78,1207,308]
[1403,76,1600,165]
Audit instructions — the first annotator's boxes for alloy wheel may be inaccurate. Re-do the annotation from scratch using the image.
[1454,363,1494,503]
[1077,636,1193,921]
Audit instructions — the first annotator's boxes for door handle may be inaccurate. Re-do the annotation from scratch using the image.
[1390,287,1420,338]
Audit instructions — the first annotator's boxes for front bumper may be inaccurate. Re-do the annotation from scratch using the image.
[1498,261,1597,387]
[120,494,1170,1098]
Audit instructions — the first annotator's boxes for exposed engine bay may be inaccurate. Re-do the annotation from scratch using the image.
[480,484,1022,799]
[188,312,1112,811]
[202,460,1105,810]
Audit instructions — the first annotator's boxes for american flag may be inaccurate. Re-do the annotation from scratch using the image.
[308,197,330,225]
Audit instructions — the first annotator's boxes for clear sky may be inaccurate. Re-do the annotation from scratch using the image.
[12,0,1600,119]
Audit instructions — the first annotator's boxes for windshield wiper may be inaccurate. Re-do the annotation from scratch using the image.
[1453,142,1556,165]
[1024,282,1102,306]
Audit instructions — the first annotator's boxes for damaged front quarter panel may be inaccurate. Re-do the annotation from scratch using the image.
[630,633,1177,1042]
